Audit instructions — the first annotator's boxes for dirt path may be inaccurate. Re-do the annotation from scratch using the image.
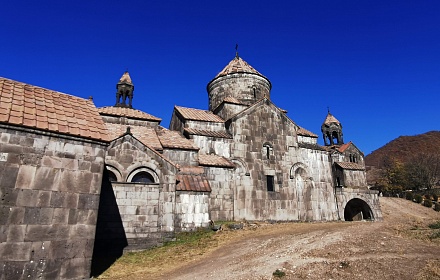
[152,197,440,280]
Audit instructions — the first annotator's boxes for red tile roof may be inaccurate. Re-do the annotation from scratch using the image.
[176,174,211,192]
[0,77,109,142]
[175,106,225,122]
[104,123,163,150]
[214,56,267,79]
[184,128,232,139]
[157,127,199,150]
[297,126,318,138]
[198,154,235,168]
[99,106,161,121]
[337,141,352,153]
[335,162,365,170]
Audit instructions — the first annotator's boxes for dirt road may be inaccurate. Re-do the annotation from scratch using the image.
[157,198,440,280]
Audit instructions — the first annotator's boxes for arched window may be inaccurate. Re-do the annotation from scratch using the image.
[107,170,118,182]
[262,142,273,160]
[131,172,155,183]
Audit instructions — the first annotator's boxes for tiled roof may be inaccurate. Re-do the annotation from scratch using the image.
[118,71,133,85]
[198,154,235,168]
[323,112,341,125]
[298,142,328,151]
[297,126,318,138]
[223,96,244,105]
[157,127,199,150]
[176,174,211,192]
[178,166,205,175]
[98,106,161,121]
[175,106,225,122]
[214,56,267,79]
[335,162,365,170]
[0,77,109,142]
[104,123,163,150]
[184,128,232,139]
[337,141,352,153]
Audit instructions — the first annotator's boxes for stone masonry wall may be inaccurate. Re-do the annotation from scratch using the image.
[204,166,234,221]
[96,135,177,252]
[0,126,106,280]
[227,102,339,221]
[175,191,210,231]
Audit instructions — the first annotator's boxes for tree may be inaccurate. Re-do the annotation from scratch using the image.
[405,153,440,190]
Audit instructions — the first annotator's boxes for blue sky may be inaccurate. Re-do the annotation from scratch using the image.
[2,1,439,155]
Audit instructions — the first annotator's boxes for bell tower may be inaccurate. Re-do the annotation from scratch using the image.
[115,71,134,108]
[321,110,344,146]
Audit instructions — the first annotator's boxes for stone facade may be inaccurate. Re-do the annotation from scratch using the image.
[0,126,106,280]
[0,54,382,279]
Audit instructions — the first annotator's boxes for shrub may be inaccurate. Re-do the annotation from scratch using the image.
[405,192,414,201]
[414,194,423,203]
[428,221,440,229]
[434,202,440,212]
[424,199,433,208]
[433,194,438,202]
[273,269,286,278]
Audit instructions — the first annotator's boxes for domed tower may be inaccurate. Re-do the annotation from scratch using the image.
[321,110,344,146]
[115,71,134,108]
[207,53,272,118]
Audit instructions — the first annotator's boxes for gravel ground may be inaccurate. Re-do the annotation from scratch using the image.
[155,197,440,280]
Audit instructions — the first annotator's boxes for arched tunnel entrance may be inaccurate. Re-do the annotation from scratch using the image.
[344,198,374,221]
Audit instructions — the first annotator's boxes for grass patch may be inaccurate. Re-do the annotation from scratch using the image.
[428,221,440,229]
[97,228,217,279]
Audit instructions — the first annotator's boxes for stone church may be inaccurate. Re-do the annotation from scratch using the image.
[0,54,381,279]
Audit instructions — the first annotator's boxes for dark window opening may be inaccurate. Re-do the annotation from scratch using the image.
[267,175,274,192]
[266,146,270,159]
[107,170,117,182]
[336,177,341,187]
[131,172,155,183]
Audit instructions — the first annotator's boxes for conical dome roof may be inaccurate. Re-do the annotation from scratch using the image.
[118,71,133,85]
[323,112,341,125]
[214,56,267,79]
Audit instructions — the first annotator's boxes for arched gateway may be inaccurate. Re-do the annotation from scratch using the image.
[344,198,374,221]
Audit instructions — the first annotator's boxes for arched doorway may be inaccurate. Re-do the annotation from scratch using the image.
[344,198,373,221]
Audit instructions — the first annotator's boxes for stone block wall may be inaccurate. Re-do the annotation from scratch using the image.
[0,126,106,280]
[175,191,210,230]
[204,166,234,221]
[335,188,382,221]
[95,135,177,253]
[192,135,231,157]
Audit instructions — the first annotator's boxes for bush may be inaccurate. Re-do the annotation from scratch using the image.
[414,194,423,203]
[424,199,433,208]
[433,194,438,202]
[434,202,440,212]
[405,192,414,201]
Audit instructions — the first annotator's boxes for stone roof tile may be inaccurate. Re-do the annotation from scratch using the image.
[198,154,235,168]
[297,126,318,138]
[338,141,352,153]
[176,174,211,192]
[335,162,365,170]
[157,127,199,150]
[104,123,163,150]
[175,106,225,123]
[184,128,232,139]
[98,106,161,121]
[215,56,267,79]
[324,112,341,125]
[0,77,110,142]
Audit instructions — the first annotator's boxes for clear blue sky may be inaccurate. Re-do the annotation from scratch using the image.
[2,1,439,155]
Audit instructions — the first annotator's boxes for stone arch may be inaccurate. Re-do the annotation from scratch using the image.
[105,164,122,182]
[127,167,159,183]
[125,161,161,182]
[344,198,374,221]
[230,158,250,177]
[290,162,310,179]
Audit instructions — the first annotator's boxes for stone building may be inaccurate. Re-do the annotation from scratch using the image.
[0,54,381,279]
